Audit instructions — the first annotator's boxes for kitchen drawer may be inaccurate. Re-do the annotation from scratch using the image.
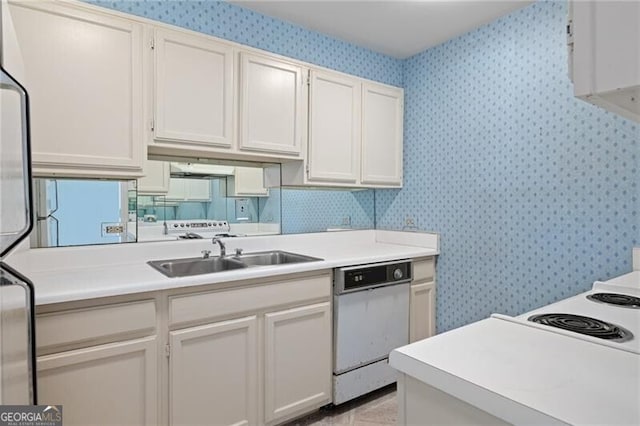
[413,258,435,283]
[37,300,156,355]
[169,273,331,328]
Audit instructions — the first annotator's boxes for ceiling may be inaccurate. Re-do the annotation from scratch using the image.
[230,1,532,59]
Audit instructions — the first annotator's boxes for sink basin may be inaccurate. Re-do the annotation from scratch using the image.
[148,250,323,278]
[148,256,246,278]
[233,250,323,267]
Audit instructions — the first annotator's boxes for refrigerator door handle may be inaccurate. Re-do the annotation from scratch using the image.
[0,262,38,404]
[0,66,34,258]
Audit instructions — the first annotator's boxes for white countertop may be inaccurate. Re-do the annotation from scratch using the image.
[6,230,438,305]
[390,317,640,426]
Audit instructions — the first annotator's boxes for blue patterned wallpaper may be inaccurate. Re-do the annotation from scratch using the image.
[281,189,375,234]
[376,1,640,332]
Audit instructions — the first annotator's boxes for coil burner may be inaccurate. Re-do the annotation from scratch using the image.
[528,313,633,342]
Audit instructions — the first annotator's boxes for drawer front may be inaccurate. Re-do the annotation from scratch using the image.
[413,258,435,283]
[37,300,156,354]
[169,273,331,328]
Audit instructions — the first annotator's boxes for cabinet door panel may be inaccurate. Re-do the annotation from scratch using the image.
[6,1,143,176]
[308,71,360,183]
[170,316,258,426]
[239,53,303,155]
[37,337,158,426]
[410,282,436,343]
[361,83,403,186]
[154,28,233,147]
[264,302,331,424]
[138,160,170,195]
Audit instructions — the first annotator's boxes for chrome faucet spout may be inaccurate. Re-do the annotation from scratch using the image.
[212,237,226,257]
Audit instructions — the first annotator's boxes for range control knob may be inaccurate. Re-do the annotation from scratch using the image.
[393,268,404,280]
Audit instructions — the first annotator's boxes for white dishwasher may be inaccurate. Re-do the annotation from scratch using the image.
[333,260,411,405]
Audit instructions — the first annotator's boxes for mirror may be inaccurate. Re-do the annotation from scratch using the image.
[31,178,137,248]
[31,158,377,248]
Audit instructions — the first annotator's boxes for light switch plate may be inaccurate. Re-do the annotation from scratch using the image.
[235,198,250,221]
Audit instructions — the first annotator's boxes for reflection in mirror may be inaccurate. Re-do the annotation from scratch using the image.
[32,178,137,248]
[31,159,378,248]
[281,188,375,234]
[137,160,282,242]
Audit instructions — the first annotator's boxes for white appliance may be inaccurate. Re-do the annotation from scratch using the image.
[390,271,640,425]
[493,277,640,355]
[332,260,411,404]
[0,61,37,403]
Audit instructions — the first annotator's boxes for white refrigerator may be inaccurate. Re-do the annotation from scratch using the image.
[0,55,37,403]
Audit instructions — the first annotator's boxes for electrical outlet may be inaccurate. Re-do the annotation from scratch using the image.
[405,217,415,226]
[102,223,125,236]
[341,216,351,226]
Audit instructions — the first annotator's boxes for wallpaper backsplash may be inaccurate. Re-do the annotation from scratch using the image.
[376,1,640,332]
[89,0,639,333]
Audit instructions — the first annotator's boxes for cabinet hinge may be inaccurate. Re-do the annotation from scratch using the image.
[150,119,155,132]
[305,163,309,175]
[165,344,170,358]
[150,37,155,50]
[306,70,311,86]
[566,20,574,45]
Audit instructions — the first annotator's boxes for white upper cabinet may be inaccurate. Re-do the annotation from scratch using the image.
[3,1,144,177]
[239,53,305,156]
[152,28,234,147]
[280,71,403,188]
[307,70,361,184]
[227,167,269,197]
[361,83,404,186]
[165,178,211,202]
[570,1,640,123]
[137,159,170,195]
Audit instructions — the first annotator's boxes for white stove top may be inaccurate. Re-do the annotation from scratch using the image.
[502,285,640,355]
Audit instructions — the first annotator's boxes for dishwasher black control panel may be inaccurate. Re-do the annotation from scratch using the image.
[334,260,412,294]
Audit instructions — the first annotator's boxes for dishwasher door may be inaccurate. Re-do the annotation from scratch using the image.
[334,282,410,374]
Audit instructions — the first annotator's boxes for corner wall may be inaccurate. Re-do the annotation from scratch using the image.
[376,1,640,332]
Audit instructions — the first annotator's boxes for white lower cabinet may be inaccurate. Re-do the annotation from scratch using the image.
[36,272,333,426]
[169,316,258,426]
[409,257,437,343]
[264,302,332,425]
[37,337,159,426]
[409,282,436,343]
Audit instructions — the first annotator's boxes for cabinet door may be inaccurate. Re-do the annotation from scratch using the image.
[37,337,158,426]
[153,28,234,147]
[169,316,258,426]
[409,282,436,343]
[239,53,304,156]
[228,167,269,197]
[165,178,210,201]
[5,1,144,177]
[308,71,361,184]
[264,302,332,424]
[361,83,403,186]
[185,178,211,201]
[138,160,170,195]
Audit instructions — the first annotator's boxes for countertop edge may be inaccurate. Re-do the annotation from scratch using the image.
[388,348,567,426]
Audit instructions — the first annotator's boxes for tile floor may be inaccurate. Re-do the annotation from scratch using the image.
[285,385,397,426]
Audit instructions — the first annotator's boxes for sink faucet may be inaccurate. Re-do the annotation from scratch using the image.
[212,237,226,257]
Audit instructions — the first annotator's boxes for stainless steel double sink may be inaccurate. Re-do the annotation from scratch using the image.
[148,250,323,278]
